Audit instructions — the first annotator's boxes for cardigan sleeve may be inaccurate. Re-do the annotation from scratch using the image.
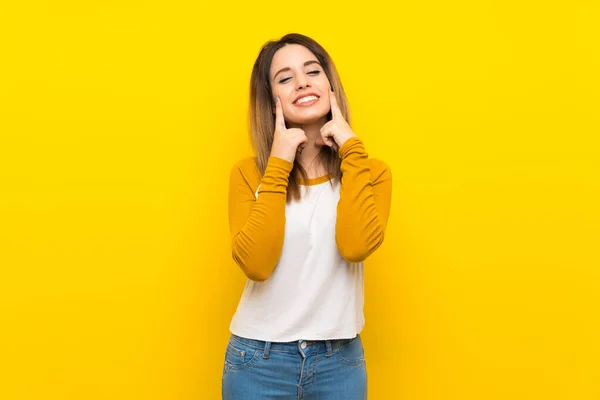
[228,156,293,281]
[335,137,392,262]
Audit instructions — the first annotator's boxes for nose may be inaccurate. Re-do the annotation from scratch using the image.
[296,76,310,90]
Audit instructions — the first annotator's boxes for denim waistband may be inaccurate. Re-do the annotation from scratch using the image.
[230,333,358,355]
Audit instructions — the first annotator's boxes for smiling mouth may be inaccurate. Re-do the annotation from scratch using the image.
[293,95,320,106]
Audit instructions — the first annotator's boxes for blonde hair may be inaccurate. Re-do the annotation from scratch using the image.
[248,33,351,202]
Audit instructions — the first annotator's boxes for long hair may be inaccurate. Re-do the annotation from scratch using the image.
[248,33,351,202]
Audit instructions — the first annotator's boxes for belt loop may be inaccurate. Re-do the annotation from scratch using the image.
[325,340,333,357]
[263,341,271,359]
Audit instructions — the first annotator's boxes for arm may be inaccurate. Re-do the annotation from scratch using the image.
[335,137,392,263]
[228,156,293,281]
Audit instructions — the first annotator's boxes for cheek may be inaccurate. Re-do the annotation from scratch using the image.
[272,89,281,102]
[319,74,331,87]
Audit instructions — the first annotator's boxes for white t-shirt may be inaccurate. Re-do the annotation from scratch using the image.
[229,178,364,342]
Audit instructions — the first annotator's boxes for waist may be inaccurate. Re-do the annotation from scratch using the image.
[230,333,359,354]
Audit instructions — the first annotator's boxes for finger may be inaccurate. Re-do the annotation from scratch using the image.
[320,131,335,147]
[296,134,308,153]
[329,87,341,120]
[315,136,333,147]
[320,124,336,147]
[275,96,286,131]
[298,133,309,146]
[315,134,339,150]
[290,130,308,143]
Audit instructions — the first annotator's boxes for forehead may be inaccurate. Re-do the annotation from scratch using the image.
[270,44,318,73]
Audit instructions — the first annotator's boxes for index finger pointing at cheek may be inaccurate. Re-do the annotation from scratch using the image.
[275,96,286,131]
[329,87,341,120]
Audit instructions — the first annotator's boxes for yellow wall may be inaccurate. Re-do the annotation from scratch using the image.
[1,1,599,399]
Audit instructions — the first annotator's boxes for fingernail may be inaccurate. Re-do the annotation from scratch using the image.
[276,96,279,103]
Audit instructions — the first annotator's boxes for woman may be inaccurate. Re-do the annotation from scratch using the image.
[223,33,392,399]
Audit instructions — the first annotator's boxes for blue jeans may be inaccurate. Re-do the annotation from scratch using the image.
[222,333,368,399]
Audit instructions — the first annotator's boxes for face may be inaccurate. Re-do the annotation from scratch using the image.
[270,44,332,126]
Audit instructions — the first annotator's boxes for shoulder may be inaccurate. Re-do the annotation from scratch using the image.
[231,156,259,173]
[367,158,391,182]
[229,156,262,190]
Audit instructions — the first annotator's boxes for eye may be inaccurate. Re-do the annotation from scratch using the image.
[278,70,321,84]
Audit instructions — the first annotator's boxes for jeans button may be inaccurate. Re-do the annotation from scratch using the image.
[300,341,307,349]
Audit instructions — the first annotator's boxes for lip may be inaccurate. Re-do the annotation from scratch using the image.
[293,92,320,105]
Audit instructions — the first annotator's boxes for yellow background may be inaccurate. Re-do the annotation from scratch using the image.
[1,1,599,399]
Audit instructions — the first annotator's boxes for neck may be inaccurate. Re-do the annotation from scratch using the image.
[288,116,329,176]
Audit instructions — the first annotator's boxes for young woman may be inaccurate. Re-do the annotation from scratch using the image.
[222,33,392,399]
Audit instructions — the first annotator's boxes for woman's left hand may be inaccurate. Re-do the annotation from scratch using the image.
[316,87,357,152]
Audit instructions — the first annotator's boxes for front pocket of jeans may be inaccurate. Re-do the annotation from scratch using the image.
[334,336,365,366]
[224,341,260,370]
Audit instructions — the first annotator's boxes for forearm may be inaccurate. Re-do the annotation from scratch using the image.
[336,137,391,262]
[229,156,292,281]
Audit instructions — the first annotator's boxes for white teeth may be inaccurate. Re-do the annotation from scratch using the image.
[296,95,318,104]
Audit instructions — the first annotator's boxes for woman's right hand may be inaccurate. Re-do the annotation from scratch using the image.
[269,96,308,163]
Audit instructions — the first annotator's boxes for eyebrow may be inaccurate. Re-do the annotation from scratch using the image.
[272,60,322,81]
